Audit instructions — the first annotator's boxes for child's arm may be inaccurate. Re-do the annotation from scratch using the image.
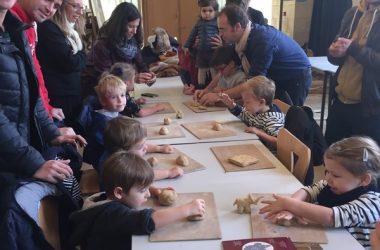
[153,167,184,180]
[259,194,334,227]
[152,199,205,228]
[218,93,236,109]
[245,127,277,148]
[136,104,165,117]
[147,144,174,154]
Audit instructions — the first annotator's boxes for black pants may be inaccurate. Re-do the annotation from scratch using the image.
[325,98,380,146]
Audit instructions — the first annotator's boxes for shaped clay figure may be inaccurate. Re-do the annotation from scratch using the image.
[163,117,172,125]
[233,194,263,214]
[176,110,183,119]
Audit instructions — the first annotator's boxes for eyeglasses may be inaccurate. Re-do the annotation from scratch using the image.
[66,2,85,12]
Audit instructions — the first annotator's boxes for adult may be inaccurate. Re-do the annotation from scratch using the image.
[325,0,380,146]
[226,0,265,25]
[36,0,87,128]
[0,0,87,248]
[11,0,66,122]
[197,5,312,106]
[81,2,156,98]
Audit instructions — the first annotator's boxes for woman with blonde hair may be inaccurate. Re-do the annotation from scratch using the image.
[36,0,87,128]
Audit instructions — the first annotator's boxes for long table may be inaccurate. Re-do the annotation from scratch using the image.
[132,140,364,250]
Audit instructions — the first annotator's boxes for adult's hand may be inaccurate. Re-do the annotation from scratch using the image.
[198,92,220,106]
[329,37,352,58]
[50,134,87,149]
[210,34,223,49]
[135,72,156,86]
[50,107,65,121]
[33,159,73,183]
[58,127,76,136]
[193,88,210,102]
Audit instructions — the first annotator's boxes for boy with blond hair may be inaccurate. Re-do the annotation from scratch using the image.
[70,151,205,250]
[219,76,285,148]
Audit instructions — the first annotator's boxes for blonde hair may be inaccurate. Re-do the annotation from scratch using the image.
[325,136,380,187]
[51,0,86,38]
[104,116,147,154]
[109,62,136,82]
[244,76,276,105]
[94,74,126,99]
[103,151,154,197]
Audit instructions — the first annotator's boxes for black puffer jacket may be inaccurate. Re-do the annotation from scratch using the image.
[0,12,59,178]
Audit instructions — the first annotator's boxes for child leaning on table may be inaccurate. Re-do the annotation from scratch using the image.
[97,116,184,185]
[218,76,284,149]
[259,136,380,249]
[109,62,165,117]
[69,151,205,250]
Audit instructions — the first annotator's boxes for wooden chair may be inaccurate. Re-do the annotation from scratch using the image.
[39,197,61,250]
[80,168,100,195]
[273,98,290,114]
[277,128,311,183]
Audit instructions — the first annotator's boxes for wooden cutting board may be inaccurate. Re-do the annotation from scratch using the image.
[183,101,226,113]
[182,120,236,139]
[211,144,275,172]
[250,193,328,244]
[144,148,206,174]
[142,101,176,114]
[144,121,186,140]
[147,192,222,242]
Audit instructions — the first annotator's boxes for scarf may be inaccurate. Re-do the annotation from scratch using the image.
[67,21,82,54]
[235,21,252,75]
[317,184,376,208]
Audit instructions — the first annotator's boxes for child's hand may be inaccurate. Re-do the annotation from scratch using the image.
[218,93,235,109]
[187,199,206,217]
[154,103,165,112]
[259,194,289,218]
[245,127,260,134]
[136,97,146,104]
[183,84,195,95]
[168,167,184,178]
[159,144,174,154]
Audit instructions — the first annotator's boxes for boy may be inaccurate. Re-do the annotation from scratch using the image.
[70,151,205,250]
[219,76,285,148]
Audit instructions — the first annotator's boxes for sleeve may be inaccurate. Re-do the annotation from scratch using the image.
[347,41,380,71]
[91,40,115,75]
[238,110,263,128]
[35,97,61,143]
[332,192,380,227]
[247,35,275,77]
[184,22,199,49]
[262,112,285,136]
[0,106,46,177]
[302,180,327,203]
[37,21,87,73]
[229,104,244,117]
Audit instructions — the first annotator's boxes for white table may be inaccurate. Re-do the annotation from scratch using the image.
[308,57,338,131]
[135,100,258,145]
[132,140,364,250]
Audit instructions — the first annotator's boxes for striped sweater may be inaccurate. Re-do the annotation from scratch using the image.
[304,180,380,249]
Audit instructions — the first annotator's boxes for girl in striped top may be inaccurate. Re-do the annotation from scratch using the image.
[259,136,380,249]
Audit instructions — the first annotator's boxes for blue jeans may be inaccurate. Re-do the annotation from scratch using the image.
[15,181,59,224]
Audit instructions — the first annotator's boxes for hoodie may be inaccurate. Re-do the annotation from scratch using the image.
[69,192,155,250]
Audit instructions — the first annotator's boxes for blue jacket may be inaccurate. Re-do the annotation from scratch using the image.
[244,24,310,81]
[184,18,218,52]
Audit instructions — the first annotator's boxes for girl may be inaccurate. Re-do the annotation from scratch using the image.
[183,0,219,88]
[109,62,164,117]
[259,136,380,249]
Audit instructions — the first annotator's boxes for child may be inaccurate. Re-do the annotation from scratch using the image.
[70,151,205,250]
[202,45,246,95]
[109,62,164,117]
[259,136,380,249]
[219,76,284,148]
[183,0,219,88]
[98,116,183,182]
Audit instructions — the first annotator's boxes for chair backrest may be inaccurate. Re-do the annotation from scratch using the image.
[277,128,311,183]
[39,196,61,250]
[273,98,290,114]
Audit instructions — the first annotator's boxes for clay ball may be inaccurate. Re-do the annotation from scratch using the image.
[163,117,172,125]
[159,126,169,135]
[158,189,177,206]
[176,155,189,167]
[176,110,183,119]
[187,213,205,221]
[212,122,223,131]
[147,156,158,167]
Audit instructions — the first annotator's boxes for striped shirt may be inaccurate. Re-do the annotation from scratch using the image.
[303,180,380,249]
[229,104,285,136]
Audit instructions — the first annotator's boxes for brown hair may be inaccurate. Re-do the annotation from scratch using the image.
[244,76,275,105]
[103,116,147,154]
[325,136,380,187]
[103,151,154,197]
[109,62,136,82]
[218,4,249,28]
[94,73,126,100]
[198,0,219,11]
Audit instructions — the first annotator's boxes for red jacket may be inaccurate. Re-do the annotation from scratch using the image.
[10,3,53,118]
